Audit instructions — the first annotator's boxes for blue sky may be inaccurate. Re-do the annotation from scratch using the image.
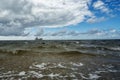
[0,0,120,40]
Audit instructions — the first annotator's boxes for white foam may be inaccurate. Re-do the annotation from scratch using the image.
[73,79,79,80]
[108,70,118,72]
[71,68,78,71]
[18,71,26,76]
[110,47,120,51]
[106,64,114,68]
[79,73,89,79]
[95,71,107,74]
[79,73,100,80]
[29,71,44,78]
[70,73,76,77]
[72,63,84,67]
[57,63,66,68]
[47,73,59,79]
[33,63,47,69]
[88,74,101,79]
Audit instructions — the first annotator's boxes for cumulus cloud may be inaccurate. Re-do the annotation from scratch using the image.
[44,29,67,36]
[93,0,110,13]
[81,29,107,36]
[80,28,120,37]
[45,29,80,36]
[87,16,105,23]
[21,28,120,39]
[0,0,116,37]
[0,0,94,36]
[0,24,27,36]
[34,28,44,36]
[67,31,80,36]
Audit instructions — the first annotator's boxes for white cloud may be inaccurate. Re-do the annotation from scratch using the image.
[93,0,109,13]
[110,29,117,33]
[87,16,105,23]
[0,0,95,36]
[1,28,120,40]
[81,28,120,38]
[40,28,120,40]
[0,36,35,40]
[44,29,80,36]
[0,0,114,38]
[0,10,9,18]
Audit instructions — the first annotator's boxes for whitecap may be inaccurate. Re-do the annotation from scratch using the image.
[88,74,101,80]
[29,71,44,78]
[18,71,26,76]
[33,63,47,69]
[47,73,60,79]
[72,63,84,67]
[57,63,66,68]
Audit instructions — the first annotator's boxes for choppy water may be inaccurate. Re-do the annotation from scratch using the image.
[0,40,120,80]
[74,40,120,56]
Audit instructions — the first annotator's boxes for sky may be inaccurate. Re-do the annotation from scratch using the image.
[0,0,120,40]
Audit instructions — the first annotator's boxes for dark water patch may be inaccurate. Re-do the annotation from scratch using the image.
[0,49,30,56]
[78,44,120,52]
[10,50,30,55]
[58,51,98,57]
[36,45,45,49]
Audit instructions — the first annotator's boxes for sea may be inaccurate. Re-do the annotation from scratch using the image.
[0,40,120,80]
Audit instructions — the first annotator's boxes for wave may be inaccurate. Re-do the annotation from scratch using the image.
[79,44,120,51]
[108,47,120,51]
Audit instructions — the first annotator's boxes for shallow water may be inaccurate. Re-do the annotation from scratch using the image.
[0,40,120,80]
